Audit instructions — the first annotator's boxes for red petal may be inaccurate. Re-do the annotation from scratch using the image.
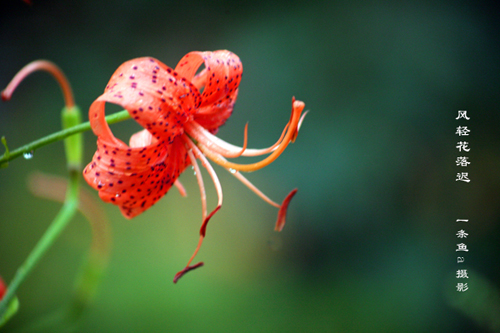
[129,129,154,147]
[193,90,238,134]
[85,60,200,219]
[91,57,202,142]
[83,134,189,219]
[175,51,243,133]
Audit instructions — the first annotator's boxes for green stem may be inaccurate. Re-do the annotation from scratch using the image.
[0,169,80,319]
[0,110,130,167]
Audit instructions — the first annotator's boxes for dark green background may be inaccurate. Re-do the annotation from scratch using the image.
[1,1,500,332]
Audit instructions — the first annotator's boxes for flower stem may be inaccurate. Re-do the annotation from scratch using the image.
[0,108,127,321]
[0,110,130,167]
[0,169,79,319]
[1,60,75,109]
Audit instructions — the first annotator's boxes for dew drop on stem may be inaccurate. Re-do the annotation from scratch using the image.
[23,151,34,159]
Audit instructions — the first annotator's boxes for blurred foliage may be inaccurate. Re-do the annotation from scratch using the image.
[1,0,500,332]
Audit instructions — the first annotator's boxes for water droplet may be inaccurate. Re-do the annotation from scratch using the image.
[229,168,237,174]
[23,151,34,159]
[115,193,121,198]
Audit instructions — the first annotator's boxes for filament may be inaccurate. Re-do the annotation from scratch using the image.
[228,169,280,208]
[199,99,305,172]
[174,136,224,283]
[185,121,248,158]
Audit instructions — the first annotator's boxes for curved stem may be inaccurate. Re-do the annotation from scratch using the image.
[0,169,80,319]
[1,60,75,108]
[0,110,131,167]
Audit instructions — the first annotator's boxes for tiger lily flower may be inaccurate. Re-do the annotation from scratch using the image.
[83,50,306,282]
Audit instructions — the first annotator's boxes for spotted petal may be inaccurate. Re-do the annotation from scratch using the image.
[90,57,202,143]
[84,57,204,217]
[83,133,188,218]
[175,50,242,133]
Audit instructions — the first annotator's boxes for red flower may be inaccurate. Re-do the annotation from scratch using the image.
[0,276,6,300]
[83,50,305,282]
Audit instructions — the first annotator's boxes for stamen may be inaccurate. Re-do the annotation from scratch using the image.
[186,137,223,208]
[187,119,289,157]
[173,262,204,283]
[275,189,297,231]
[293,110,309,143]
[187,139,223,237]
[198,98,305,172]
[174,136,224,283]
[229,169,280,208]
[1,60,74,108]
[185,121,248,158]
[174,179,187,197]
[187,146,207,220]
[228,169,297,232]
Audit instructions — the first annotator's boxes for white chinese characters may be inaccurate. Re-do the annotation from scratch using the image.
[455,111,470,183]
[455,110,470,120]
[455,219,470,292]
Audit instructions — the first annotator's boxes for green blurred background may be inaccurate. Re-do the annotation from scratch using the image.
[1,0,500,332]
